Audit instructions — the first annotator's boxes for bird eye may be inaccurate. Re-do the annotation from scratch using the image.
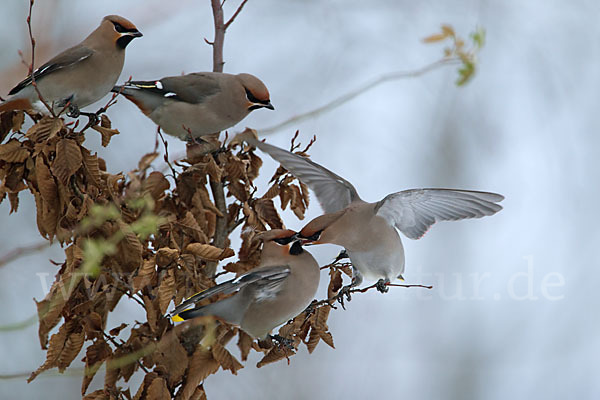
[304,230,322,241]
[244,88,261,104]
[273,237,293,245]
[113,22,126,33]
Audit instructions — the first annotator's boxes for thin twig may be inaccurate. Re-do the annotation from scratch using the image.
[0,241,51,268]
[224,0,249,29]
[260,57,462,136]
[26,0,55,116]
[309,280,433,310]
[102,332,149,374]
[210,0,226,73]
[204,0,237,276]
[157,126,178,178]
[77,77,131,134]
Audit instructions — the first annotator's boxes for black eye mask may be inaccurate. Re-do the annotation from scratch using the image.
[273,236,294,245]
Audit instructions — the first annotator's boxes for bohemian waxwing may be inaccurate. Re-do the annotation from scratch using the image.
[170,229,319,340]
[0,15,142,116]
[249,138,504,292]
[112,72,274,141]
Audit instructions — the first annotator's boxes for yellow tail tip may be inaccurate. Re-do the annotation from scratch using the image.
[171,314,185,322]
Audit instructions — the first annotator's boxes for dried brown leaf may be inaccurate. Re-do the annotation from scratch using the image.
[185,243,234,262]
[92,124,120,147]
[227,180,248,202]
[138,152,159,171]
[143,295,158,332]
[254,198,283,229]
[143,171,170,200]
[247,151,262,179]
[82,389,109,400]
[289,184,306,219]
[155,338,188,387]
[53,330,83,373]
[256,345,295,368]
[132,257,156,292]
[211,342,243,375]
[262,182,279,199]
[224,154,247,181]
[28,322,68,382]
[319,330,335,349]
[147,377,170,400]
[81,149,104,189]
[156,247,179,267]
[26,115,63,143]
[0,139,29,162]
[180,345,219,400]
[8,191,18,213]
[237,330,254,361]
[306,327,321,354]
[328,268,343,297]
[52,138,82,185]
[197,186,223,216]
[205,156,223,182]
[82,339,112,395]
[158,269,176,314]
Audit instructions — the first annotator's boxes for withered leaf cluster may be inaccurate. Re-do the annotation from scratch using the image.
[0,112,342,399]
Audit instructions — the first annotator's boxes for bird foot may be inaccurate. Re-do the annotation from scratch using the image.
[269,334,295,350]
[66,104,81,118]
[336,284,353,310]
[80,111,100,127]
[333,249,349,263]
[376,279,389,293]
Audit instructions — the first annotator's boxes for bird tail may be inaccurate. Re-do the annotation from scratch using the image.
[0,98,33,113]
[111,84,155,115]
[171,305,210,322]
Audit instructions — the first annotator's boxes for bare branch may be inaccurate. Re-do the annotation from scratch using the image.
[26,0,55,117]
[225,0,249,29]
[260,57,462,136]
[0,241,51,268]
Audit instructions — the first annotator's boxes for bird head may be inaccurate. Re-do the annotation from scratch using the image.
[255,229,300,258]
[102,15,143,49]
[237,73,274,112]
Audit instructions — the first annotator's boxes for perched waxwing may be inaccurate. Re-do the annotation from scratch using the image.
[0,15,142,116]
[112,72,274,141]
[249,139,504,292]
[170,229,319,340]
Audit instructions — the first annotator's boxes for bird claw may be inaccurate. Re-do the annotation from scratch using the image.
[270,334,295,350]
[333,249,349,263]
[335,284,353,309]
[66,104,81,118]
[80,111,100,127]
[375,279,389,293]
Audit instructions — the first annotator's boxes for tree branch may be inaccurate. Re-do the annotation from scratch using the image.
[26,0,55,117]
[224,0,248,29]
[0,241,51,268]
[204,0,247,276]
[259,57,462,136]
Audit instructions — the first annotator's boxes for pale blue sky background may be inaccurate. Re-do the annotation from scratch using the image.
[1,0,598,399]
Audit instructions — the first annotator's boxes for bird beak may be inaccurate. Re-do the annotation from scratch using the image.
[263,101,274,110]
[127,30,143,38]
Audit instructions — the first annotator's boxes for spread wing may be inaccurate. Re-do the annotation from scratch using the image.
[249,138,361,213]
[8,45,94,95]
[376,189,504,240]
[170,265,290,316]
[120,73,221,104]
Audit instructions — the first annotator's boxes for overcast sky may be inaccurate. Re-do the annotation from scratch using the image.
[1,1,599,399]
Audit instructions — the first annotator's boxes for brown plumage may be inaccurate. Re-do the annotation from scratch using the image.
[0,15,141,114]
[250,138,504,290]
[112,72,274,141]
[170,229,320,339]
